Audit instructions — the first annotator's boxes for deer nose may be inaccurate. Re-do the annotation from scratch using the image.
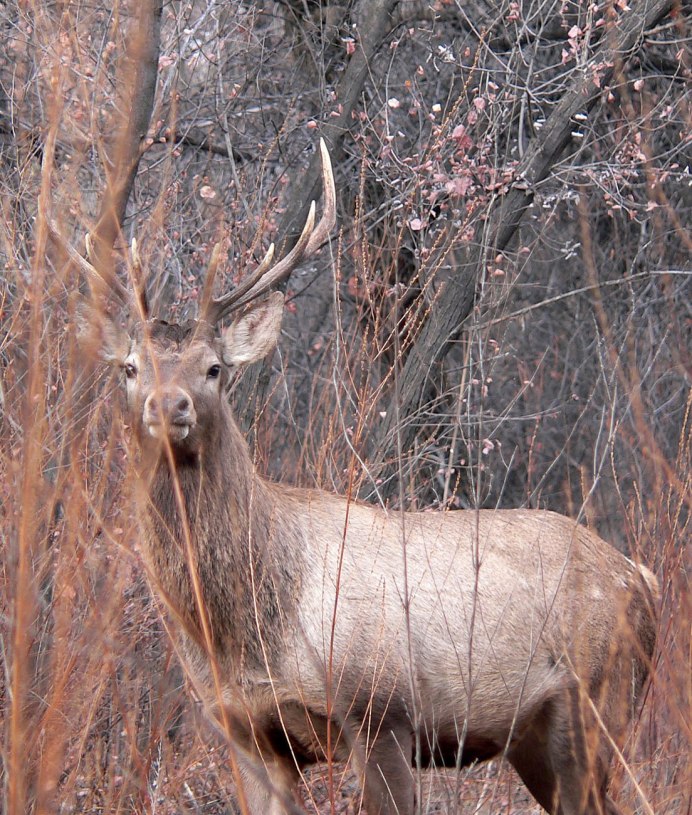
[144,386,196,434]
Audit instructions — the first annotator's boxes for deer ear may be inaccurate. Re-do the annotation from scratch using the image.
[75,300,129,364]
[221,292,284,366]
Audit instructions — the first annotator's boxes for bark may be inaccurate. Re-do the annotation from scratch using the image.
[276,0,401,248]
[366,0,676,501]
[88,0,163,305]
[236,0,401,431]
[64,0,162,463]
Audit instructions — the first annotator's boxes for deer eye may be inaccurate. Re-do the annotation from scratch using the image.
[124,362,138,380]
[206,364,221,380]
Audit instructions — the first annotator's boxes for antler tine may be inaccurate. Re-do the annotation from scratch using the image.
[201,241,275,325]
[221,202,315,314]
[198,242,225,322]
[204,206,314,323]
[46,217,132,307]
[129,238,150,319]
[203,138,336,324]
[82,232,132,306]
[304,139,336,255]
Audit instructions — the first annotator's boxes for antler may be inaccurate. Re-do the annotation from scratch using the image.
[47,216,151,319]
[201,138,336,325]
[46,216,130,306]
[83,233,149,319]
[129,237,150,319]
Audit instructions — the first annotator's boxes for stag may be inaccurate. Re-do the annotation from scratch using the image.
[78,141,658,815]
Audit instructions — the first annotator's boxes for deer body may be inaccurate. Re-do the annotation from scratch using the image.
[80,143,658,814]
[127,330,655,815]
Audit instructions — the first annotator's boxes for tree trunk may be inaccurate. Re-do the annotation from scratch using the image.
[236,0,401,431]
[365,0,676,501]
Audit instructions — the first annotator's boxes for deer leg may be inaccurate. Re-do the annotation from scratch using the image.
[234,748,302,815]
[548,754,614,815]
[507,718,560,814]
[509,691,616,815]
[353,725,414,815]
[550,692,616,815]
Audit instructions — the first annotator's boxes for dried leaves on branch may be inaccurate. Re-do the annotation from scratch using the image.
[0,0,688,813]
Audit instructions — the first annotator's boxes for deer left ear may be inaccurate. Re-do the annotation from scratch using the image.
[220,291,284,366]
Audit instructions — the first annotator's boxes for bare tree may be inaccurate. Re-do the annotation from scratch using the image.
[0,0,688,812]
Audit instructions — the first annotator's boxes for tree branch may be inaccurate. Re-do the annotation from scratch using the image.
[236,0,401,431]
[276,0,401,248]
[88,0,163,305]
[366,0,676,501]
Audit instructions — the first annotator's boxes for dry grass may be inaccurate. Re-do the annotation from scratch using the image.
[1,211,689,814]
[1,1,690,813]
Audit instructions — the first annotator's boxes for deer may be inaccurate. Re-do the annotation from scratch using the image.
[77,140,658,815]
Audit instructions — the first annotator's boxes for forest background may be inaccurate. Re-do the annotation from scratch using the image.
[0,1,689,813]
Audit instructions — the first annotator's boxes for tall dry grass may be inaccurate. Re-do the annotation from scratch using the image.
[1,155,689,814]
[1,2,689,813]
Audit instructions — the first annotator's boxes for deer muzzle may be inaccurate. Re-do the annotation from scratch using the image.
[143,386,197,442]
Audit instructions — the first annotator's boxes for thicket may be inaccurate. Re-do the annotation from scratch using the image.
[0,1,689,812]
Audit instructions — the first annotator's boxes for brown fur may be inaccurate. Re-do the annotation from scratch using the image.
[92,307,658,815]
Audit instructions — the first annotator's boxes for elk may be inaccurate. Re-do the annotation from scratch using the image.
[78,141,658,815]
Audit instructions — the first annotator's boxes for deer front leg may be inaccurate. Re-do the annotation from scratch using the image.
[354,725,414,815]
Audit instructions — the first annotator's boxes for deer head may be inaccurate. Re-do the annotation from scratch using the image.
[77,140,335,456]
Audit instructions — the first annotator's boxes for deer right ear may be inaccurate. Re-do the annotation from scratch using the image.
[75,300,129,364]
[220,292,284,366]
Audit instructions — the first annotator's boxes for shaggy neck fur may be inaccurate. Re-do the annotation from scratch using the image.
[136,400,301,674]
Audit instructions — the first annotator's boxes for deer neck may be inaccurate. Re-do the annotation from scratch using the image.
[136,402,299,671]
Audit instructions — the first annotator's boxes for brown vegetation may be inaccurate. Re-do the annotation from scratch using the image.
[0,1,689,813]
